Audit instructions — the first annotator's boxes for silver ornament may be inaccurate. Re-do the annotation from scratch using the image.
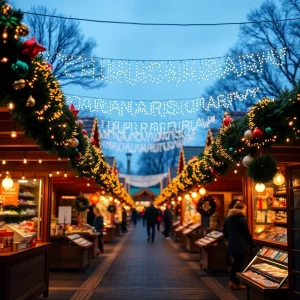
[26,96,36,107]
[68,137,79,148]
[244,129,253,141]
[242,155,254,168]
[12,79,26,90]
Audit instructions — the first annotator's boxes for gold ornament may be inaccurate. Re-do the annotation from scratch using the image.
[26,96,36,107]
[12,79,26,90]
[18,24,29,37]
[2,4,12,14]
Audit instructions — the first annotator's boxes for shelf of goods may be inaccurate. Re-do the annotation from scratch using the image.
[253,181,287,235]
[237,246,289,300]
[195,231,227,272]
[0,181,40,238]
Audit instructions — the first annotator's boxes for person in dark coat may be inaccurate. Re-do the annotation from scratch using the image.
[131,208,138,226]
[93,207,104,254]
[156,208,162,231]
[87,205,96,227]
[163,204,173,239]
[144,203,158,242]
[223,202,254,290]
[121,208,128,233]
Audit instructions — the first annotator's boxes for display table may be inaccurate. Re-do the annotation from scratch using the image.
[182,223,202,253]
[49,235,91,271]
[171,221,181,236]
[195,231,227,272]
[0,242,50,300]
[103,225,116,243]
[174,222,193,242]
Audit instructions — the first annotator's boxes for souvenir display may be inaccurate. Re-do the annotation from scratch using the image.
[195,231,223,246]
[256,226,287,244]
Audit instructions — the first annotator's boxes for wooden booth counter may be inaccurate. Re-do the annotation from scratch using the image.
[181,223,202,253]
[103,225,116,243]
[0,243,50,300]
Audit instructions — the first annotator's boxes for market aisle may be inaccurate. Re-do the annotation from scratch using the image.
[90,223,218,300]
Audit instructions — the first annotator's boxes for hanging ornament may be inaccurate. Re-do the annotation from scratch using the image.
[244,129,254,141]
[242,155,254,167]
[273,172,285,186]
[82,129,87,136]
[21,37,46,60]
[69,104,79,117]
[252,128,264,140]
[223,117,233,127]
[228,147,234,153]
[265,127,274,136]
[90,137,97,146]
[45,62,52,70]
[11,60,29,78]
[18,24,29,37]
[12,79,26,90]
[69,148,79,157]
[211,169,218,176]
[26,95,36,107]
[2,173,13,190]
[77,120,84,127]
[255,183,266,193]
[75,152,82,160]
[68,137,79,148]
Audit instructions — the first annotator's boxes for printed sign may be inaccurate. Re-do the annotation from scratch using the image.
[0,183,20,206]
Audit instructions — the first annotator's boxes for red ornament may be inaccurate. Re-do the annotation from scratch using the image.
[252,128,264,140]
[45,62,52,70]
[211,169,218,176]
[77,120,84,127]
[21,37,46,60]
[89,194,100,205]
[75,152,82,160]
[90,137,97,146]
[82,129,87,136]
[69,104,79,117]
[223,117,233,127]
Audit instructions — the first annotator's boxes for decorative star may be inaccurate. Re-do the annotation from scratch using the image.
[69,104,79,117]
[21,37,46,60]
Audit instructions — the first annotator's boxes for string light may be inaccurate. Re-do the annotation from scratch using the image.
[7,101,14,111]
[64,171,67,177]
[39,153,42,164]
[44,48,286,86]
[49,170,52,177]
[67,87,259,116]
[11,131,17,138]
[23,152,27,164]
[56,171,60,175]
[22,172,25,180]
[33,174,37,182]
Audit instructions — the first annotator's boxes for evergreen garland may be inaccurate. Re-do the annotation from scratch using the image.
[197,196,217,217]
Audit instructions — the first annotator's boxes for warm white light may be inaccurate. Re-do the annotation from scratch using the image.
[171,200,175,205]
[38,159,42,164]
[2,160,6,165]
[23,158,27,164]
[191,192,198,198]
[273,173,285,186]
[11,131,17,138]
[177,196,182,201]
[184,194,190,200]
[87,183,90,187]
[49,172,52,177]
[199,187,206,195]
[18,179,28,183]
[7,102,14,110]
[56,171,60,175]
[2,174,13,190]
[64,172,67,178]
[255,183,266,193]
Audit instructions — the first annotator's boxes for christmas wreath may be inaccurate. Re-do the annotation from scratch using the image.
[107,204,116,214]
[197,195,217,217]
[74,194,89,212]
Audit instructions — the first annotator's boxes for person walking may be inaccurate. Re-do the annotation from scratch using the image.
[163,204,173,239]
[144,203,158,242]
[141,207,146,227]
[93,207,104,254]
[121,207,128,233]
[131,207,138,227]
[223,202,254,290]
[156,208,162,231]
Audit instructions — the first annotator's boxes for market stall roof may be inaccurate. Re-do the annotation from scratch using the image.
[178,146,205,174]
[130,187,160,197]
[168,166,178,184]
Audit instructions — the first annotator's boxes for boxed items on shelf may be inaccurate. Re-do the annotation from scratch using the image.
[0,230,14,252]
[256,226,287,244]
[195,231,223,246]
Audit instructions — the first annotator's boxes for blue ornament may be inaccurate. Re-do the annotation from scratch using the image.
[11,60,29,78]
[265,127,273,136]
[228,147,234,153]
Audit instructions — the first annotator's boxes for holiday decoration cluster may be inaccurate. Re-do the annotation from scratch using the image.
[155,83,300,205]
[0,1,132,205]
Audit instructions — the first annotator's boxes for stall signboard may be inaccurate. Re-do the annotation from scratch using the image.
[58,206,72,224]
[0,183,19,206]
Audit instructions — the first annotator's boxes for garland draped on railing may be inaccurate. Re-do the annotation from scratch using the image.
[0,1,133,205]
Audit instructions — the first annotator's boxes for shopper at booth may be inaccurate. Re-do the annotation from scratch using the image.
[93,207,104,254]
[223,202,254,290]
[163,204,173,239]
[121,208,128,233]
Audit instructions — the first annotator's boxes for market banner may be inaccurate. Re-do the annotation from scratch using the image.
[119,173,168,188]
[0,183,20,206]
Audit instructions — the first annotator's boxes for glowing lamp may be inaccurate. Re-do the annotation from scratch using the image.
[273,173,285,186]
[2,173,13,190]
[177,196,182,201]
[199,187,206,195]
[184,194,190,200]
[255,183,266,193]
[171,200,175,205]
[191,192,198,198]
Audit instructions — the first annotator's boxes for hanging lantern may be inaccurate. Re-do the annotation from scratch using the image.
[2,173,13,190]
[255,183,266,193]
[89,194,100,205]
[199,187,206,195]
[273,173,285,186]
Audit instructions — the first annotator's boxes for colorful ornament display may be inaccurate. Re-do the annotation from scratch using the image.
[26,96,35,107]
[12,79,26,90]
[21,37,46,60]
[244,129,254,141]
[223,117,233,127]
[11,60,28,78]
[252,127,264,140]
[242,155,254,167]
